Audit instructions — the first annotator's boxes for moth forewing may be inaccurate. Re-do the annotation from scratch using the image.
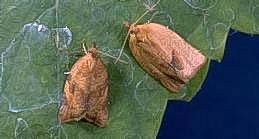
[128,22,206,93]
[58,46,109,127]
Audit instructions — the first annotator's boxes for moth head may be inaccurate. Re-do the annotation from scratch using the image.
[129,26,139,35]
[123,21,137,35]
[87,42,97,57]
[129,25,147,44]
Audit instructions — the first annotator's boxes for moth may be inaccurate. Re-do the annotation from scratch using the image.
[126,22,206,92]
[58,43,109,127]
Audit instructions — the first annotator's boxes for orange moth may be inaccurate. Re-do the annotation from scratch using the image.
[58,43,109,127]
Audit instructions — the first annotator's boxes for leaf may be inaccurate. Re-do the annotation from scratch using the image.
[0,0,258,138]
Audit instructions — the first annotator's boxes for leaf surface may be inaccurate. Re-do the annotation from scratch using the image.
[0,0,258,138]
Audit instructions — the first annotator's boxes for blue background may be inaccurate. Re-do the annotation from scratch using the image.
[158,29,259,139]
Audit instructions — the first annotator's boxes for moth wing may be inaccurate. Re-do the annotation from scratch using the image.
[58,75,89,123]
[133,42,185,92]
[137,41,184,82]
[83,84,108,127]
[58,55,94,123]
[145,23,206,79]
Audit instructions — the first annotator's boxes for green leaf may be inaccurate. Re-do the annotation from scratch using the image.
[0,0,258,138]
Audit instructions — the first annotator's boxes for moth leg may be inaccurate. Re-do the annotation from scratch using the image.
[64,71,70,75]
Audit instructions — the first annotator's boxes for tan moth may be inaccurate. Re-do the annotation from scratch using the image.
[127,22,206,92]
[115,0,206,92]
[58,43,109,127]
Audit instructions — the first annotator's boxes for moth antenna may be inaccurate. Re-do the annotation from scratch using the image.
[114,0,161,64]
[114,30,131,64]
[134,0,161,24]
[79,40,128,64]
[97,50,129,65]
[93,42,129,64]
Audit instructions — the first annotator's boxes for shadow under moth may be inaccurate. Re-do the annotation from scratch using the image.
[58,45,109,127]
[126,22,206,92]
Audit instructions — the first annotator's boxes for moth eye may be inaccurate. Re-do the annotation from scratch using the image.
[129,30,134,34]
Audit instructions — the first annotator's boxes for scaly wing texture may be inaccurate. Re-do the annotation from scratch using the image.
[0,0,258,138]
[58,52,108,127]
[129,23,206,92]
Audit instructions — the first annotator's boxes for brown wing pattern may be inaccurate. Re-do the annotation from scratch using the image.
[129,23,206,93]
[58,47,108,127]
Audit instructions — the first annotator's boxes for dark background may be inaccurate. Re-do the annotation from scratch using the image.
[158,29,259,139]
